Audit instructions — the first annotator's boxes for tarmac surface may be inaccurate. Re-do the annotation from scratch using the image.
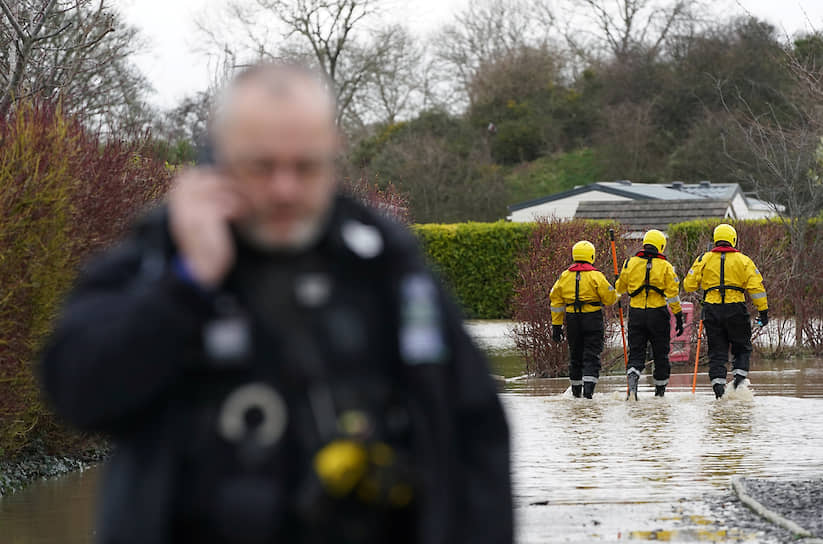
[736,477,823,539]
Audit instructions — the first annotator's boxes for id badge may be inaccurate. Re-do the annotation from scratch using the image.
[204,312,252,366]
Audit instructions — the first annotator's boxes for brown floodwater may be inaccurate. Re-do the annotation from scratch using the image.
[2,321,822,543]
[503,366,823,543]
[0,466,100,544]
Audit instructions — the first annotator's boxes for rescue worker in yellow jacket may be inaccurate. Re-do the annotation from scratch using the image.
[550,241,618,398]
[616,229,683,399]
[683,224,768,399]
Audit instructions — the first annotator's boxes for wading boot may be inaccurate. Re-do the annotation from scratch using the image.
[654,385,666,397]
[626,372,639,401]
[732,354,750,389]
[583,382,596,399]
[571,385,582,398]
[713,383,725,399]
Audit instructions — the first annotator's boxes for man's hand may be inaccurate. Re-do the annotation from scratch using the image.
[168,168,249,289]
[674,312,684,337]
[552,325,564,343]
[757,309,769,327]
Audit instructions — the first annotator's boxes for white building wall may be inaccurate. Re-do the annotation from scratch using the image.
[730,193,750,219]
[734,193,782,219]
[508,191,631,222]
[744,208,773,220]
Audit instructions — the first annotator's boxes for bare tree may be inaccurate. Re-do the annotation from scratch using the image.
[434,0,556,108]
[0,0,152,131]
[365,25,429,124]
[720,47,823,345]
[154,91,212,146]
[198,0,394,126]
[567,0,705,64]
[0,0,62,114]
[468,43,563,108]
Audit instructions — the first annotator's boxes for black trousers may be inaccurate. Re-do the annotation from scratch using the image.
[703,302,752,383]
[627,306,671,384]
[566,311,604,382]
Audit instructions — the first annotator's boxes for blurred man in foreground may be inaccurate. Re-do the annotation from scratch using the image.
[41,62,512,544]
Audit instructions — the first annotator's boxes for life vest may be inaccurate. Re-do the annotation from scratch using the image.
[702,246,745,303]
[627,251,667,299]
[568,263,602,312]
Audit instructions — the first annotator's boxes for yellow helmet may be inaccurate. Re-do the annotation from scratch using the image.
[642,229,667,253]
[713,223,737,247]
[572,240,596,264]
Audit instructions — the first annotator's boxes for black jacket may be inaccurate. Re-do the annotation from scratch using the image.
[41,195,513,544]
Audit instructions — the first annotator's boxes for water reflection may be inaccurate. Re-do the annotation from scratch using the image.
[698,399,755,485]
[502,365,823,543]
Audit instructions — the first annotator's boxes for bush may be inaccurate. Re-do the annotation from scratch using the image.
[412,222,534,319]
[510,218,625,377]
[504,148,604,206]
[342,173,411,225]
[351,111,509,223]
[0,103,171,458]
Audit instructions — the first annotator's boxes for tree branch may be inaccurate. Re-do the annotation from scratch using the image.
[0,0,27,41]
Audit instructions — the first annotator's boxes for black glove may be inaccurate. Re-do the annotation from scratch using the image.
[552,325,564,342]
[757,309,769,327]
[674,312,684,337]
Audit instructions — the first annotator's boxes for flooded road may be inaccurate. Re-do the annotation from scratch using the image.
[1,321,822,543]
[504,373,823,542]
[481,319,823,543]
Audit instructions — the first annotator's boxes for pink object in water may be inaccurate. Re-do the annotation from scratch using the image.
[669,301,694,363]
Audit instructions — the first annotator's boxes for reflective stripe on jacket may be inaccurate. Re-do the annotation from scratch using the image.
[682,250,768,310]
[615,254,682,314]
[549,268,617,325]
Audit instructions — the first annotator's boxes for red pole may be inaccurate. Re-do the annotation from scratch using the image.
[691,319,703,394]
[609,230,629,393]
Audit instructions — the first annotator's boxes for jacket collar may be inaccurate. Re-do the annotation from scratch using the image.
[568,263,598,272]
[635,250,666,260]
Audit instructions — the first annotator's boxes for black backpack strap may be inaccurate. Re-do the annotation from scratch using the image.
[628,256,665,298]
[569,271,602,311]
[574,271,582,312]
[703,252,745,302]
[720,252,726,304]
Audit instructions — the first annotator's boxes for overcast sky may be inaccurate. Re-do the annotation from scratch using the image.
[114,0,823,110]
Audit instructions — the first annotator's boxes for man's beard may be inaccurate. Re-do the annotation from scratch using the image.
[235,210,328,252]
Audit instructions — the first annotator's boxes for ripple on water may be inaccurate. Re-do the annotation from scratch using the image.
[503,370,823,543]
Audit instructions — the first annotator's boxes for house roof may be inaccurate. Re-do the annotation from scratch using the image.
[508,182,652,212]
[675,184,739,200]
[574,199,733,231]
[508,180,743,212]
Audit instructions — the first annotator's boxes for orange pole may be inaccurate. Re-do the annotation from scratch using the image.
[609,230,629,393]
[691,318,704,394]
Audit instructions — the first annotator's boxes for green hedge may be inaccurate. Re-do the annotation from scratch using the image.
[415,217,823,322]
[412,222,535,319]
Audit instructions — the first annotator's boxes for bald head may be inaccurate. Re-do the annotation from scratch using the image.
[211,63,338,156]
[208,62,342,251]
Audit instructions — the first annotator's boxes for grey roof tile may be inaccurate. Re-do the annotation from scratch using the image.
[574,199,732,231]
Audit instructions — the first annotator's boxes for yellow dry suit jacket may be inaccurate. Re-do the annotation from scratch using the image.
[615,251,682,314]
[682,248,768,310]
[550,263,617,326]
